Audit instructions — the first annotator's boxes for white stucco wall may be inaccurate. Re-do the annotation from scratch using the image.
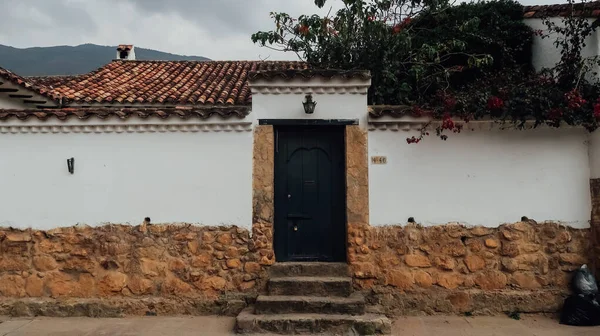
[525,18,600,74]
[0,95,27,109]
[368,126,591,228]
[0,119,253,230]
[0,82,54,109]
[249,78,371,125]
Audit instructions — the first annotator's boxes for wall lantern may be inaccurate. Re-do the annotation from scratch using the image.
[303,94,317,114]
[67,158,75,174]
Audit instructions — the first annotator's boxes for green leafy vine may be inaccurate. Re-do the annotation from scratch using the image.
[252,0,600,142]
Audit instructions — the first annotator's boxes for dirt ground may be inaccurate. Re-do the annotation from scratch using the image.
[0,314,597,335]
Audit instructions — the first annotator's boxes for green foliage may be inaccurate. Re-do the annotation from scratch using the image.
[252,0,531,105]
[253,0,600,140]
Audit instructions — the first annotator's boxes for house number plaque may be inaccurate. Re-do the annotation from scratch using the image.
[371,156,387,164]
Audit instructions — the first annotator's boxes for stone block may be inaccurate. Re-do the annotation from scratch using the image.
[98,272,128,295]
[464,255,486,272]
[474,270,507,290]
[0,275,26,297]
[385,270,414,290]
[405,254,431,268]
[435,272,464,290]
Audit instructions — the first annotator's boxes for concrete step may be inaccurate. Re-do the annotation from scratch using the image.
[255,293,365,315]
[236,307,392,335]
[268,276,352,297]
[269,262,349,278]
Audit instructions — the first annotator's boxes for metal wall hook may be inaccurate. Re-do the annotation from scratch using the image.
[67,158,75,174]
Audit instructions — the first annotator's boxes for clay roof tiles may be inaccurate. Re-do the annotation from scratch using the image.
[0,106,249,121]
[523,1,600,18]
[26,60,309,106]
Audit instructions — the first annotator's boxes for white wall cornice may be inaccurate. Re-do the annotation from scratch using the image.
[0,120,252,134]
[250,84,370,95]
[368,117,584,132]
[368,116,430,131]
[249,77,371,96]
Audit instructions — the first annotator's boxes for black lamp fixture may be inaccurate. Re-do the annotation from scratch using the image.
[303,94,317,114]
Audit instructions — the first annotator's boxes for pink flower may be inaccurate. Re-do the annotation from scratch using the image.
[487,96,504,110]
[565,89,587,109]
[406,136,421,144]
[548,108,563,120]
[392,17,412,34]
[441,113,455,130]
[298,25,309,35]
[594,99,600,119]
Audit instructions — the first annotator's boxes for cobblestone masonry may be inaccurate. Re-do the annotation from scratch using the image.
[346,125,370,234]
[252,125,276,268]
[0,224,264,317]
[348,221,591,315]
[0,220,589,317]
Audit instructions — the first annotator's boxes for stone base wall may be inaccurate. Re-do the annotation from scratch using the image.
[0,220,592,317]
[349,221,591,315]
[0,224,268,317]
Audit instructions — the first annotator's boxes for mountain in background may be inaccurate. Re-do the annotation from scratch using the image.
[0,43,210,76]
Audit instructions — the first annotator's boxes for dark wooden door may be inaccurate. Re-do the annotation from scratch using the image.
[274,126,346,262]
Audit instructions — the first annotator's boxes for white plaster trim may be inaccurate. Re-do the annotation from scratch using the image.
[0,122,252,134]
[250,84,370,95]
[368,117,430,131]
[249,77,371,96]
[368,117,583,132]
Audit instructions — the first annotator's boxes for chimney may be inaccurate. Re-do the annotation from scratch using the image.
[116,45,135,60]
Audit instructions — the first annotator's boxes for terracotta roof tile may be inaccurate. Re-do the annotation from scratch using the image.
[523,1,600,18]
[25,60,308,106]
[0,106,249,121]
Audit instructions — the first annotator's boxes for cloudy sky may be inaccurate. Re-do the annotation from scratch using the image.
[0,0,561,61]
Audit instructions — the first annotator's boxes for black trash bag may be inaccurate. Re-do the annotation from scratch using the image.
[572,265,599,296]
[560,294,600,326]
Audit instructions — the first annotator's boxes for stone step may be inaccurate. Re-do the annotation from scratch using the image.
[242,334,360,336]
[268,276,352,297]
[236,307,392,335]
[255,293,365,315]
[269,262,349,278]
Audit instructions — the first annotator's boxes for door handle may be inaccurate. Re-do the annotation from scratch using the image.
[287,214,310,232]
